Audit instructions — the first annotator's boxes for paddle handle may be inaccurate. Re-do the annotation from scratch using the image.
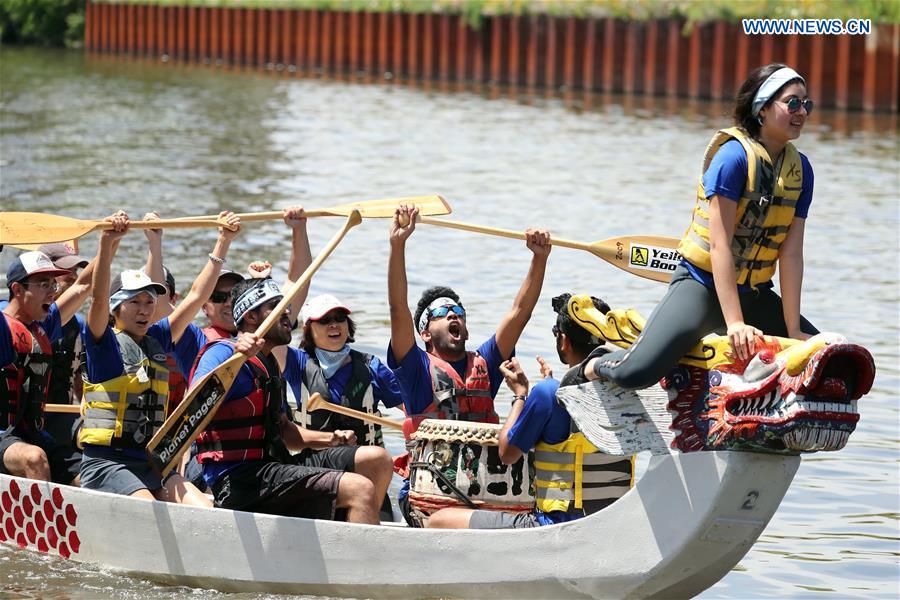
[44,404,80,414]
[254,210,362,338]
[182,209,380,223]
[306,393,404,431]
[417,217,591,253]
[100,217,227,230]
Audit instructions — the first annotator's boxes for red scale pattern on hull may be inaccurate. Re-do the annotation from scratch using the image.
[1,478,80,559]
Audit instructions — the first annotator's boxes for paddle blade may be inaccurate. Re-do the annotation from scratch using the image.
[0,213,100,245]
[146,352,245,476]
[590,235,683,283]
[555,380,674,455]
[321,194,451,218]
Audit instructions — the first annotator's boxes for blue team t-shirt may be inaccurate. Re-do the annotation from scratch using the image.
[685,138,815,291]
[506,377,582,526]
[0,302,64,438]
[283,347,403,412]
[80,317,198,459]
[386,334,510,415]
[190,341,282,487]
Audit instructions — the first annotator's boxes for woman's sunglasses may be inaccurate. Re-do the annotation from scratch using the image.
[428,305,466,321]
[783,97,814,115]
[317,311,348,326]
[208,290,230,304]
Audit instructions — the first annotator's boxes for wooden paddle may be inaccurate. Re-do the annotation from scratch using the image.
[183,194,451,223]
[415,216,682,283]
[44,404,80,414]
[0,213,227,246]
[306,393,404,431]
[145,210,363,476]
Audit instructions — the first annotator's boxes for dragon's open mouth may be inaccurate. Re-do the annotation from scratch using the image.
[704,342,875,453]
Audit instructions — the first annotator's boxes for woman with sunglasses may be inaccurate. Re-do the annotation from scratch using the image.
[281,294,404,449]
[585,63,819,390]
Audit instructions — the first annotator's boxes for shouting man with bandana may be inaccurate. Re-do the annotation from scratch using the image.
[387,204,551,524]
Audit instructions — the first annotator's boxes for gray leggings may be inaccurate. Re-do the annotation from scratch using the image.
[593,265,818,389]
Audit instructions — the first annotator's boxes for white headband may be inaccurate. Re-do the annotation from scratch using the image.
[418,296,460,333]
[752,67,805,116]
[233,279,283,325]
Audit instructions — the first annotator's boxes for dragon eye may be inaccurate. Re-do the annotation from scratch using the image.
[708,370,722,387]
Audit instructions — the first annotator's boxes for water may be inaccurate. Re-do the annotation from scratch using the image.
[1,46,898,598]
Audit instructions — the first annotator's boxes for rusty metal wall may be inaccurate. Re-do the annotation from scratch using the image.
[84,2,899,113]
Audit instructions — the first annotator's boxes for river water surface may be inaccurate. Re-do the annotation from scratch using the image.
[1,46,898,599]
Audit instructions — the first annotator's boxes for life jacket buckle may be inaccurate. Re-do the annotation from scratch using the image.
[758,194,772,208]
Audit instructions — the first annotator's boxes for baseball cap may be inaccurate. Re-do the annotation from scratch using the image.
[36,242,89,270]
[7,251,71,286]
[216,269,244,285]
[302,294,351,325]
[110,269,168,296]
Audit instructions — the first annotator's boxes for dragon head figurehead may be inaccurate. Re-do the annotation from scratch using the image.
[664,332,875,453]
[566,296,876,455]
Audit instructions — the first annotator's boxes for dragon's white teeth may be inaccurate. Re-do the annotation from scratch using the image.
[784,426,851,451]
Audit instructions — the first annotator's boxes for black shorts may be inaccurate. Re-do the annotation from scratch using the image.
[293,445,357,472]
[212,456,346,520]
[0,428,82,485]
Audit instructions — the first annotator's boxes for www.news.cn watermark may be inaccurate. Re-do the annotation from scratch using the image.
[742,19,872,35]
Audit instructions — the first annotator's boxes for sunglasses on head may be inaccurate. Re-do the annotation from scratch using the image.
[429,305,466,321]
[316,311,348,326]
[783,97,814,115]
[209,290,230,303]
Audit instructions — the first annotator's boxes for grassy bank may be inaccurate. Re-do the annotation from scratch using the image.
[92,0,900,27]
[3,0,897,47]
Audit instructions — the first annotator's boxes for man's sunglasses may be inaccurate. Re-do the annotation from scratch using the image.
[316,311,348,326]
[428,305,466,321]
[783,97,814,115]
[208,290,230,304]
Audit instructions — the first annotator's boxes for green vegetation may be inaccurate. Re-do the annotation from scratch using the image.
[0,0,85,47]
[93,0,900,28]
[2,0,897,46]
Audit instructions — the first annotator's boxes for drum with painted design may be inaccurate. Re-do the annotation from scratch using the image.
[408,419,534,525]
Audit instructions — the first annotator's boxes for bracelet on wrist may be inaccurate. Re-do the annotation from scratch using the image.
[511,395,526,406]
[208,253,225,265]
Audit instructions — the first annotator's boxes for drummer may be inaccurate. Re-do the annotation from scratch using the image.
[387,204,551,523]
[428,293,634,529]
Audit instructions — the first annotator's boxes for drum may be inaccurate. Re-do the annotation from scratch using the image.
[408,419,534,525]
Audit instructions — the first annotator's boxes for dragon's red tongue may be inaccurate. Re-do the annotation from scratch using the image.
[816,377,849,399]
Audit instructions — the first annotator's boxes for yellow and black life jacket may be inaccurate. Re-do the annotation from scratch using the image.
[79,330,169,450]
[677,126,803,288]
[533,430,634,516]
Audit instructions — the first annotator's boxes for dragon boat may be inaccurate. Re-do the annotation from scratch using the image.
[0,304,875,599]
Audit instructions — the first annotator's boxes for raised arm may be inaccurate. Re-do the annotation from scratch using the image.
[778,217,808,340]
[55,258,96,326]
[494,229,551,359]
[282,206,311,327]
[497,358,529,464]
[140,211,173,321]
[387,205,419,363]
[86,212,130,341]
[167,212,241,343]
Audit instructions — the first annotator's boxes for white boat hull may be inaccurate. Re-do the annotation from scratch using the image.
[0,451,799,599]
